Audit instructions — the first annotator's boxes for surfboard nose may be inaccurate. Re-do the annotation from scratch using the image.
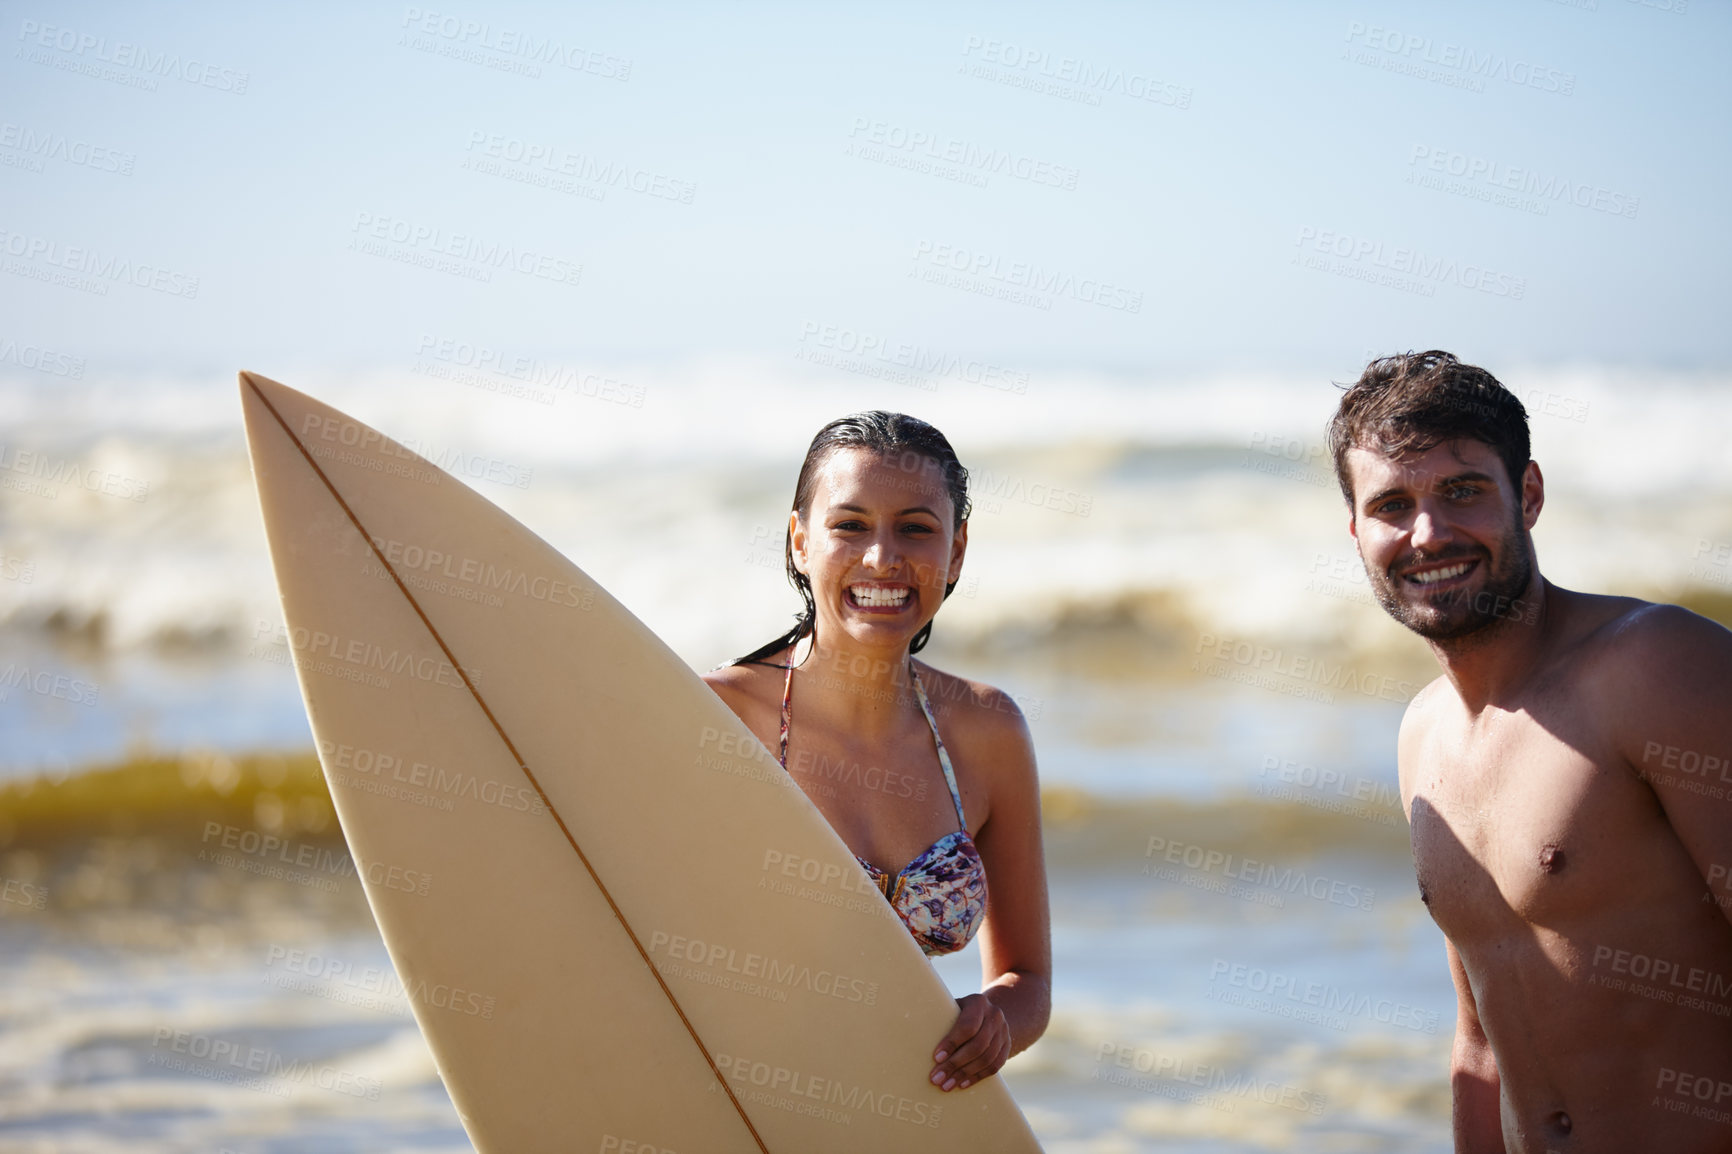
[239,370,336,453]
[239,369,294,402]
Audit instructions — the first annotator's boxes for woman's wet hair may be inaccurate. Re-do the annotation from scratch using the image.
[734,411,971,666]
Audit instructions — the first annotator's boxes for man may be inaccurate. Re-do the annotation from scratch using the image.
[1330,351,1732,1152]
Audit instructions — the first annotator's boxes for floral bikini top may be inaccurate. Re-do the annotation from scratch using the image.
[778,661,989,957]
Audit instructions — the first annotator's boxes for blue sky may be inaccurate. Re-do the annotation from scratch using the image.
[3,0,1727,380]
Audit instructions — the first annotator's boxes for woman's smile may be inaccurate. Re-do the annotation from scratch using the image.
[846,582,914,612]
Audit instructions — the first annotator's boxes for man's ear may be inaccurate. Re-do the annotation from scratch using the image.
[1520,461,1544,530]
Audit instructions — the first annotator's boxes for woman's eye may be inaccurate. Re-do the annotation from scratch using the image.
[834,520,866,531]
[902,523,934,535]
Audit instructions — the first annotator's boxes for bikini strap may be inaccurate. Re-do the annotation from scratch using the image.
[910,666,969,833]
[778,659,795,770]
[782,656,968,834]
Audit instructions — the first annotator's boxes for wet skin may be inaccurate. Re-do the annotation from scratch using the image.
[704,448,1051,1095]
[1348,439,1732,1153]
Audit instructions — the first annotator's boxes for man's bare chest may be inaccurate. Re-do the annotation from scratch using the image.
[1408,722,1659,938]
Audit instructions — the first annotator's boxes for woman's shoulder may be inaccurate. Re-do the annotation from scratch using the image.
[702,656,786,716]
[911,661,1032,744]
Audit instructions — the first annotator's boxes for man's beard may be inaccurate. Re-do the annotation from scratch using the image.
[1366,516,1534,642]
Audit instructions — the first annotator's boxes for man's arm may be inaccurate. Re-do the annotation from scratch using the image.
[1610,605,1732,924]
[1447,939,1506,1154]
[1398,683,1503,1152]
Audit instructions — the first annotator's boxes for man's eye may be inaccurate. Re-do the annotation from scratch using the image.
[835,520,866,531]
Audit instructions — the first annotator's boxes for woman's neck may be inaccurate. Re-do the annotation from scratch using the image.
[792,631,919,736]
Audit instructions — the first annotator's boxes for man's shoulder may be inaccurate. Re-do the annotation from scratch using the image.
[1396,674,1455,791]
[1574,595,1732,690]
[1400,673,1456,731]
[1564,596,1732,775]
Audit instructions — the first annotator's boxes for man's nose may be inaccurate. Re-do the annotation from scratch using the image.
[1410,501,1452,549]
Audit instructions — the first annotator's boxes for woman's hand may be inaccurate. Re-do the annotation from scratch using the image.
[930,993,1012,1091]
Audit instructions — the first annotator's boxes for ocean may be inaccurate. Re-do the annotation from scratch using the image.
[2,362,1729,1151]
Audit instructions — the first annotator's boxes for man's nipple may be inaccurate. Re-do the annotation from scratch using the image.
[1538,843,1566,874]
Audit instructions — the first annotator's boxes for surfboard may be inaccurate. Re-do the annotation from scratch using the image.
[239,371,1043,1153]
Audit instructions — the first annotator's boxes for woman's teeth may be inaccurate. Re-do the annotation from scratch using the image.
[1409,561,1473,585]
[850,585,909,607]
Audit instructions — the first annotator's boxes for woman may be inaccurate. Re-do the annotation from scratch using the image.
[703,411,1050,1094]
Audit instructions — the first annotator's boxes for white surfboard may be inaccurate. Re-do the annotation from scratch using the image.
[239,371,1042,1152]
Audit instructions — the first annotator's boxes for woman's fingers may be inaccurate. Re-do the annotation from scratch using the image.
[931,994,986,1065]
[930,995,1009,1091]
[950,1031,1010,1089]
